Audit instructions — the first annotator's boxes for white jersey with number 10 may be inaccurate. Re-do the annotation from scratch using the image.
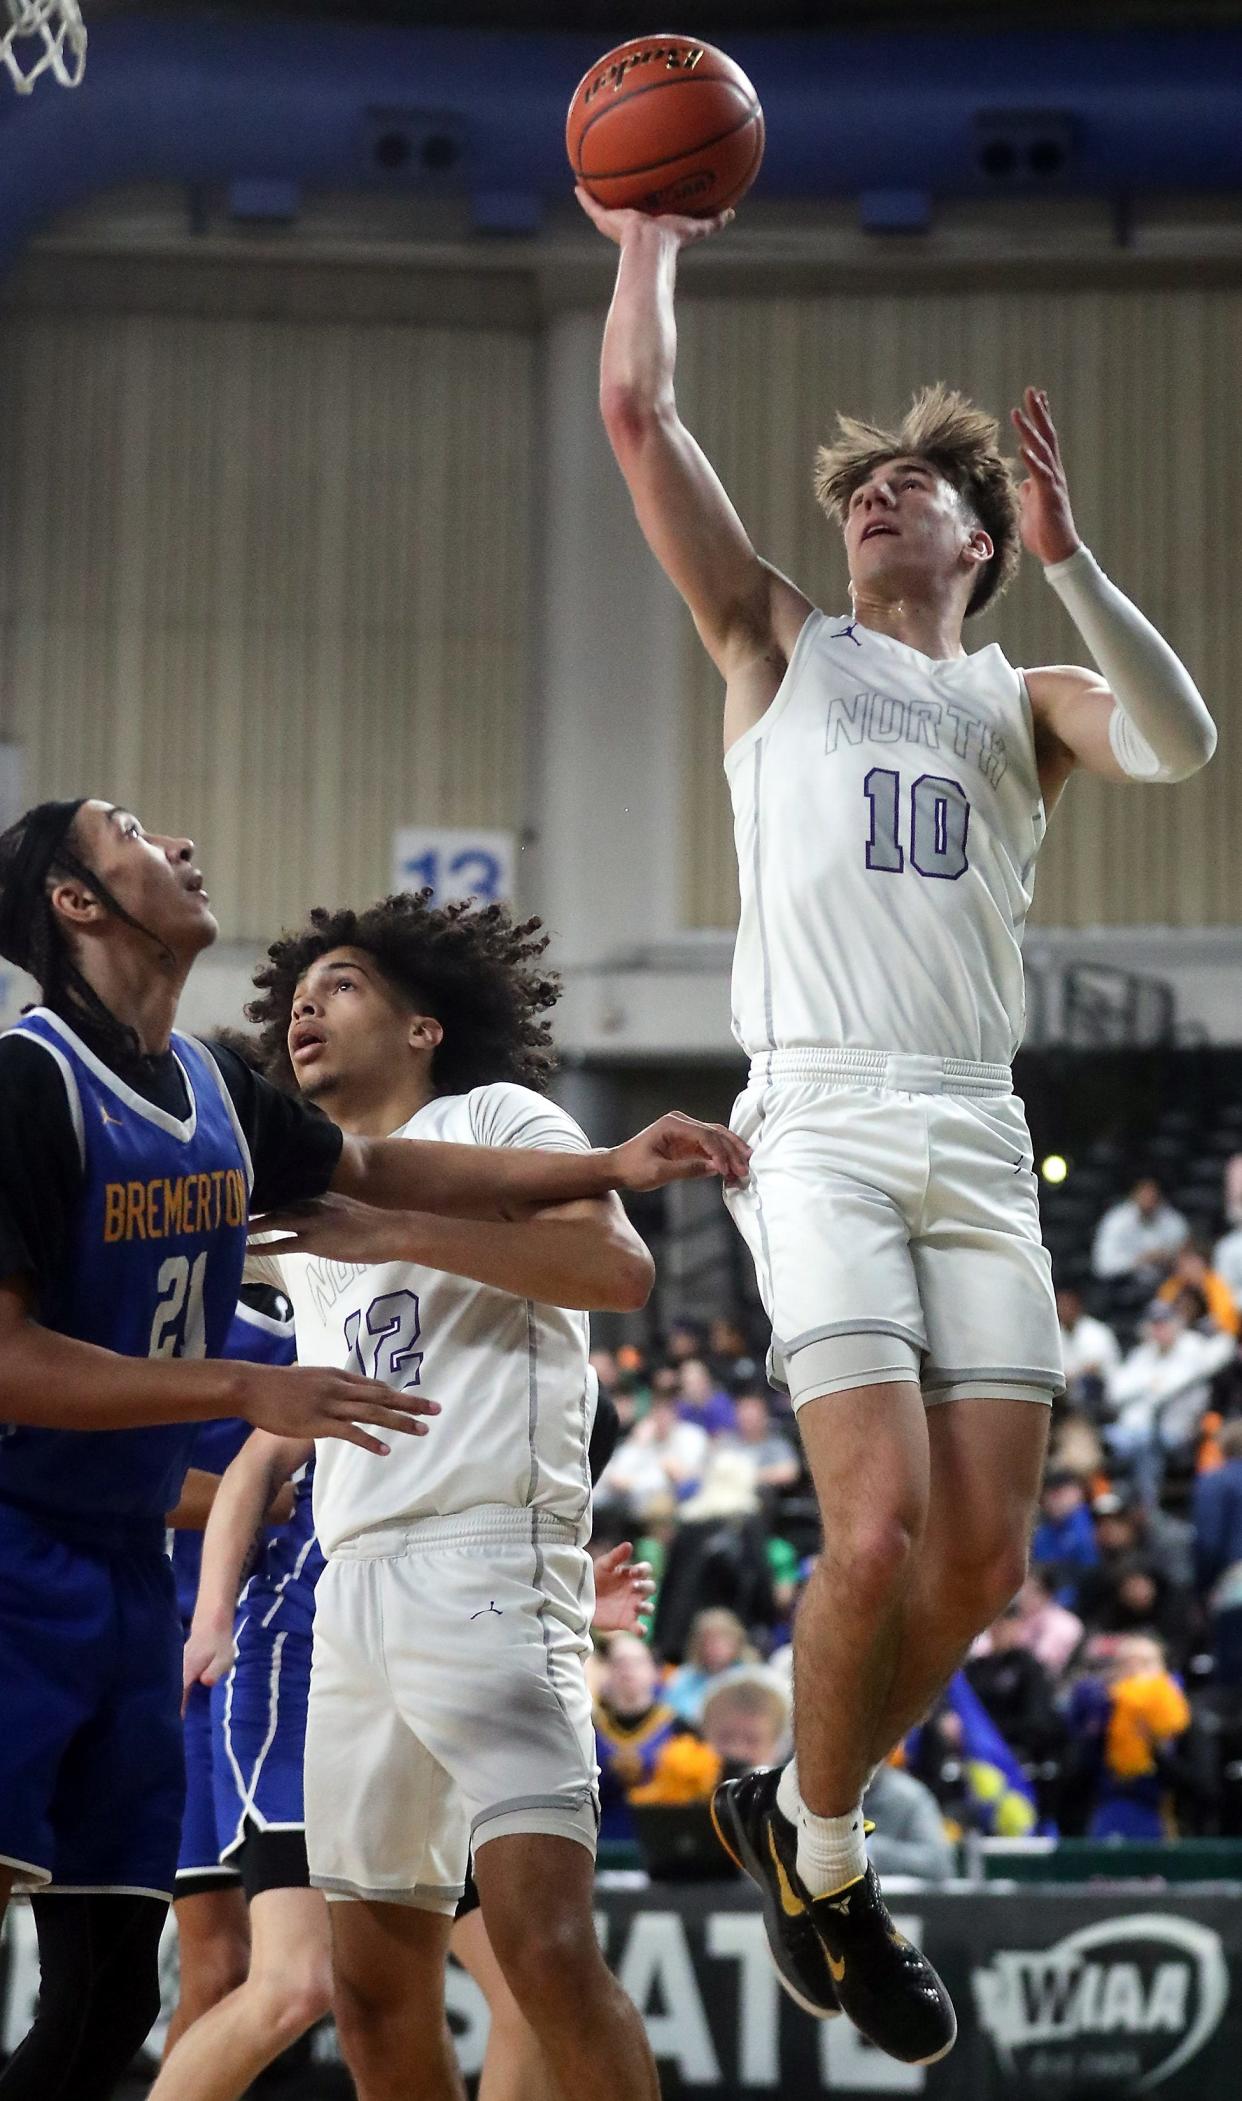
[726,610,1048,1070]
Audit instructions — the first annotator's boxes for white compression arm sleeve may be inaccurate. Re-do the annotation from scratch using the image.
[1044,545,1216,782]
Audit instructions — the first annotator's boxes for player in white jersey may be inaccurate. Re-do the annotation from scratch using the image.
[581,188,1215,2066]
[237,891,686,2101]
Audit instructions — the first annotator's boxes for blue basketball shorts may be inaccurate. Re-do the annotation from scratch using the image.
[176,1677,240,1887]
[0,1500,185,1899]
[212,1616,312,1863]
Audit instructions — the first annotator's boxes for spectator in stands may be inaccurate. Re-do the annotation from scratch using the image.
[1056,1282,1121,1412]
[665,1319,706,1366]
[593,1632,690,1842]
[1047,1395,1107,1483]
[596,1386,709,1519]
[677,1355,737,1436]
[1105,1300,1234,1505]
[1092,1175,1189,1287]
[726,1388,802,1494]
[700,1671,791,1775]
[626,1669,790,1817]
[1157,1241,1240,1336]
[663,1607,758,1723]
[1065,1633,1192,1839]
[965,1601,1066,1767]
[1031,1470,1099,1597]
[1193,1417,1242,1593]
[862,1762,955,1882]
[993,1567,1086,1676]
[1213,1159,1242,1303]
[707,1315,752,1386]
[1092,1487,1202,1596]
[1078,1555,1197,1672]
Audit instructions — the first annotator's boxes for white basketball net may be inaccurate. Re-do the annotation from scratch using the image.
[1,0,87,94]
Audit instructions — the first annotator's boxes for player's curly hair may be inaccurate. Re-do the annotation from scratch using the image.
[814,383,1020,618]
[248,891,560,1097]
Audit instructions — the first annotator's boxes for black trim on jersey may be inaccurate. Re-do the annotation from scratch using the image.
[0,1022,342,1310]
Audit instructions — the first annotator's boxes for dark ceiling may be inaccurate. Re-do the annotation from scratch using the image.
[86,0,1242,31]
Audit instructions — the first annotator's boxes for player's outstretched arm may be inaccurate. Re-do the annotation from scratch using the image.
[579,187,812,737]
[330,1110,749,1220]
[182,1428,311,1712]
[0,1277,437,1453]
[252,1189,654,1313]
[1014,387,1216,794]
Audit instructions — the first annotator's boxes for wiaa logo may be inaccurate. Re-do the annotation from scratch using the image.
[973,1915,1229,2091]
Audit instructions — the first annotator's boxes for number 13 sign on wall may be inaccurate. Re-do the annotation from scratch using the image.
[392,828,516,910]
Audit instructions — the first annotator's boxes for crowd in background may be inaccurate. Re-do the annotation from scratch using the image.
[587,1156,1242,1869]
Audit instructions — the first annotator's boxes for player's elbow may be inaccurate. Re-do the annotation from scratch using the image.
[594,1234,656,1313]
[600,382,672,457]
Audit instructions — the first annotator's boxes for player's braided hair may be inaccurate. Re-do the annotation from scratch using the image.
[248,891,560,1096]
[814,383,1021,618]
[0,799,167,1073]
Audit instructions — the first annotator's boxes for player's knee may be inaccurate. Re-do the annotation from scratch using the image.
[826,1511,919,1606]
[334,1969,416,2055]
[491,1901,601,2006]
[938,1528,1029,1628]
[193,1930,251,2010]
[46,1956,164,2081]
[250,1954,334,2044]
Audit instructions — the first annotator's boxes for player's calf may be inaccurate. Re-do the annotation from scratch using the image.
[1,1893,166,2101]
[477,1835,660,2101]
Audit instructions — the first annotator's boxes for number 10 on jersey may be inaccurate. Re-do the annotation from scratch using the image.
[864,769,971,881]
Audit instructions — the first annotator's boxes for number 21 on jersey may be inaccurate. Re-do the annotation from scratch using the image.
[864,768,971,881]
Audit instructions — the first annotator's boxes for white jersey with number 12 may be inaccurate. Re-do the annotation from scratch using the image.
[270,1084,596,1558]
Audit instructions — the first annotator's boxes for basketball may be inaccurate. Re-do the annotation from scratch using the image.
[567,34,764,217]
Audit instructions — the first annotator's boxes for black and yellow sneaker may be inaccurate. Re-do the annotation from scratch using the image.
[710,1768,841,2020]
[809,1864,957,2066]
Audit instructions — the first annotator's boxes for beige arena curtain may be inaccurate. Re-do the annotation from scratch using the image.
[676,285,1241,931]
[0,298,533,940]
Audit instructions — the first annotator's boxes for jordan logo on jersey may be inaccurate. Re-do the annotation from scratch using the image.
[832,620,863,645]
[98,1101,123,1128]
[470,1601,503,1620]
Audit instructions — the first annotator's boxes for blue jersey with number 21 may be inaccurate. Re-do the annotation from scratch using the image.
[0,1008,252,1543]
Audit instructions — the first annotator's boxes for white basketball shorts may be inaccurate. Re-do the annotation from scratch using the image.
[305,1506,598,1913]
[727,1049,1064,1412]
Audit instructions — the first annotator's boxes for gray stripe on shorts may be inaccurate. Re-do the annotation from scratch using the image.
[752,1092,779,1345]
[531,1520,583,1752]
[311,1874,463,1909]
[781,1318,925,1356]
[921,1363,1064,1389]
[470,1789,599,1841]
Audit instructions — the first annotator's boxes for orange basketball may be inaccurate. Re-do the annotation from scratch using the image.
[567,34,764,217]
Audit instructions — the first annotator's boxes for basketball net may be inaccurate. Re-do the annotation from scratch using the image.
[1,0,87,94]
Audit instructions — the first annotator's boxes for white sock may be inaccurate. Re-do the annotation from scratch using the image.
[775,1759,802,1827]
[796,1802,868,1899]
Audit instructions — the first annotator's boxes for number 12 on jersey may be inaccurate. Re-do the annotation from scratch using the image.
[344,1291,424,1387]
[864,768,971,881]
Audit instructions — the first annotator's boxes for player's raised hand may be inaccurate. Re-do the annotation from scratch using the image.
[232,1361,440,1457]
[1011,386,1082,566]
[576,182,732,250]
[592,1542,656,1634]
[182,1622,236,1713]
[606,1111,750,1192]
